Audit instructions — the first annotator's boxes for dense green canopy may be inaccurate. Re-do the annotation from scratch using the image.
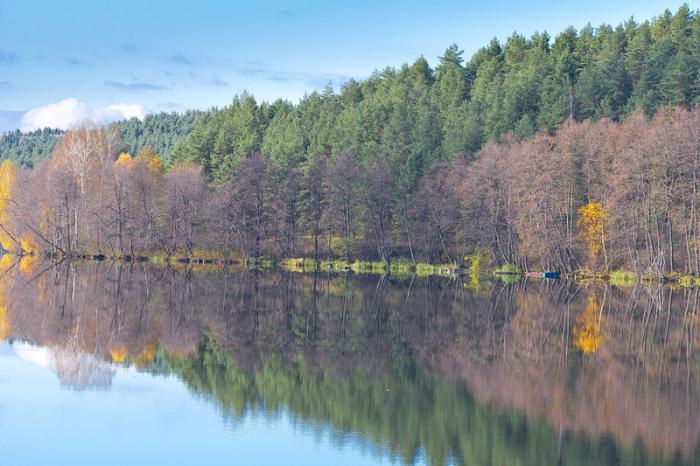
[3,5,699,178]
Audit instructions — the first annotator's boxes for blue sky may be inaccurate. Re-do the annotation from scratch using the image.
[0,0,690,131]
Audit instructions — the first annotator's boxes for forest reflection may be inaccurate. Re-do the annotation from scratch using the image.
[1,259,698,466]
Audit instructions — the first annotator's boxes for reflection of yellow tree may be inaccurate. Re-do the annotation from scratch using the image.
[20,233,39,255]
[19,255,38,277]
[0,253,14,341]
[109,346,128,363]
[132,344,156,369]
[108,344,157,368]
[573,294,605,354]
[0,254,14,272]
[0,295,9,341]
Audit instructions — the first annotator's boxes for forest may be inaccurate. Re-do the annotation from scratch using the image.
[0,110,204,168]
[1,5,700,276]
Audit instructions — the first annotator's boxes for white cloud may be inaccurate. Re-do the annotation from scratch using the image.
[20,98,86,131]
[20,98,146,131]
[95,103,147,122]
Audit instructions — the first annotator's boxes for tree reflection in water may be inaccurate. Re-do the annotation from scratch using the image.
[2,260,699,466]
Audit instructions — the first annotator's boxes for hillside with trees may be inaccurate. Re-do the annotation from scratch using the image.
[1,5,700,278]
[171,5,700,183]
[0,128,63,168]
[0,110,207,167]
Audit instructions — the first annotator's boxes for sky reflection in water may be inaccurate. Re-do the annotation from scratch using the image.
[0,262,697,465]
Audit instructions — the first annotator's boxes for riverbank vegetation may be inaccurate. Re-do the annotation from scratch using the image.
[1,6,700,283]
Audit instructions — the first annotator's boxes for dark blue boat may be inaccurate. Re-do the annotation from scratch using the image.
[525,271,561,279]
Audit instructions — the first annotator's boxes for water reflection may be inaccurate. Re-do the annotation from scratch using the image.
[1,260,699,465]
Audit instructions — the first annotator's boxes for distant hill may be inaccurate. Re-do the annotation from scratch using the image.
[0,128,63,168]
[0,110,208,167]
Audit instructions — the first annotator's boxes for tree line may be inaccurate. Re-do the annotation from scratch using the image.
[1,105,699,276]
[1,5,700,274]
[170,4,700,184]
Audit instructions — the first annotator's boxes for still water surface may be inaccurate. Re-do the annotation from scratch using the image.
[0,260,697,465]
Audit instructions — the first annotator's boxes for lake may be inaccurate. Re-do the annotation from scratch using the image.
[0,259,697,465]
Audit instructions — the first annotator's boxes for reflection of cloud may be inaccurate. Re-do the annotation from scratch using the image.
[20,98,146,131]
[53,347,116,390]
[169,53,194,65]
[0,50,19,64]
[13,342,116,390]
[105,80,168,92]
[13,342,51,368]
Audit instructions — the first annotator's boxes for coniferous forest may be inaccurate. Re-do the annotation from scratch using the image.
[2,5,700,276]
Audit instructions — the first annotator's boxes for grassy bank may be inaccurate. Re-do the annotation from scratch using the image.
[33,250,700,287]
[280,258,456,277]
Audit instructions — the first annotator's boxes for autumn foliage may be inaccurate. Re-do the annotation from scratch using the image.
[0,159,17,251]
[573,295,605,354]
[577,202,609,269]
[2,106,700,276]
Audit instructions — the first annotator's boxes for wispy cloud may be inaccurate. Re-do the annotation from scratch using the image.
[164,70,228,87]
[66,58,90,66]
[307,74,354,89]
[188,72,228,87]
[202,75,228,87]
[169,53,194,65]
[238,66,306,82]
[0,50,19,64]
[238,65,354,88]
[277,9,294,19]
[121,44,138,53]
[157,101,182,110]
[0,81,13,90]
[104,80,169,92]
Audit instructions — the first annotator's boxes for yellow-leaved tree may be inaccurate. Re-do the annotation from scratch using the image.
[577,201,609,271]
[0,159,17,251]
[147,154,164,176]
[115,152,134,170]
[136,146,164,179]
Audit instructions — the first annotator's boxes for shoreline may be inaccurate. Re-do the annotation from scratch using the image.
[8,251,700,286]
